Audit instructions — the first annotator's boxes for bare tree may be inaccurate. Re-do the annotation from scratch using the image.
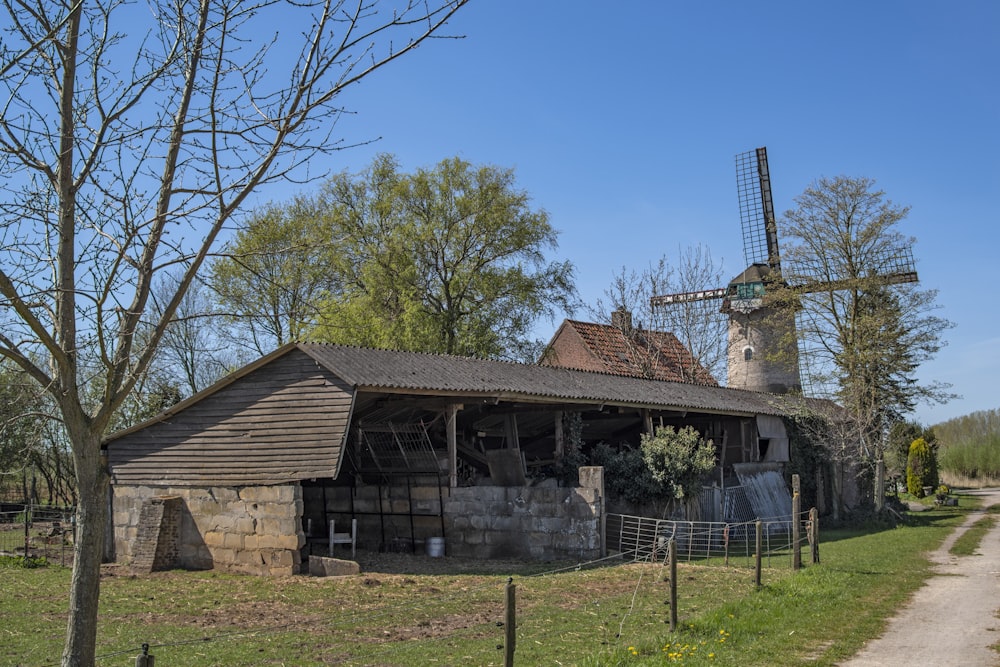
[0,1,470,664]
[594,245,729,384]
[152,271,234,395]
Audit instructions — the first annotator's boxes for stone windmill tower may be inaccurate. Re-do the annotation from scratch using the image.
[651,147,918,394]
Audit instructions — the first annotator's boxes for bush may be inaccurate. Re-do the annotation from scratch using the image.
[906,437,938,497]
[640,426,716,500]
[589,442,663,504]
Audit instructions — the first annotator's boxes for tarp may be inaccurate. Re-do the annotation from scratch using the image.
[756,414,789,462]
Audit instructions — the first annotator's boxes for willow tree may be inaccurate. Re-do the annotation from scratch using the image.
[308,154,578,360]
[0,1,469,663]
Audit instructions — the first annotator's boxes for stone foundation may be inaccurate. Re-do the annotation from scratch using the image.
[113,483,304,576]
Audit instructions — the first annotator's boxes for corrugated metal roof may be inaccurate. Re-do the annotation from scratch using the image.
[297,343,797,417]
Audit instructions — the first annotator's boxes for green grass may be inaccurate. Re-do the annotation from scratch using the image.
[949,504,999,556]
[0,499,977,666]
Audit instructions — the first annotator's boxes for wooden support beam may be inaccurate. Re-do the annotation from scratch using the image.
[447,404,459,488]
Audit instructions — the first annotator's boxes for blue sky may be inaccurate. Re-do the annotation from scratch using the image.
[263,1,998,426]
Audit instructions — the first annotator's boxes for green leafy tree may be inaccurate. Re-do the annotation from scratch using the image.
[312,154,579,359]
[0,2,470,663]
[212,198,341,356]
[906,437,938,496]
[777,176,954,507]
[640,426,717,501]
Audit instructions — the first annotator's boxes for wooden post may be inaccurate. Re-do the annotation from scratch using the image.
[791,474,801,571]
[135,643,154,667]
[754,521,762,589]
[447,404,459,488]
[554,411,564,461]
[504,578,516,667]
[668,538,678,631]
[809,507,820,564]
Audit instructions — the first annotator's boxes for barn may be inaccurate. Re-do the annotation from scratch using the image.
[105,342,803,575]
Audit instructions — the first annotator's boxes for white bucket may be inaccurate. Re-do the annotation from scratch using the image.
[426,536,445,558]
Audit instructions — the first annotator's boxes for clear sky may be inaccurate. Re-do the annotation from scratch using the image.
[263,1,999,426]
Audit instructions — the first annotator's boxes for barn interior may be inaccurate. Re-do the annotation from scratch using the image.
[300,388,757,555]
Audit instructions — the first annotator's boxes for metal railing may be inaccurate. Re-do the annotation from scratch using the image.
[606,512,801,567]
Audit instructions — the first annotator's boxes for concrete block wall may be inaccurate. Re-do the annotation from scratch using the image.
[309,481,603,561]
[113,483,304,576]
[443,485,602,560]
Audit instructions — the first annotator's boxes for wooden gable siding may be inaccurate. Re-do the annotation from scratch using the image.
[108,349,354,485]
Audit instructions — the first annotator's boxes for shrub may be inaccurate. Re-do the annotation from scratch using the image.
[640,426,717,500]
[589,442,663,504]
[906,437,938,496]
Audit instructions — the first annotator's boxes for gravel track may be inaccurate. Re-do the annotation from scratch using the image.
[838,487,1000,666]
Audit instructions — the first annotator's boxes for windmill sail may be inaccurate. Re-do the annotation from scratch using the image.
[736,147,780,273]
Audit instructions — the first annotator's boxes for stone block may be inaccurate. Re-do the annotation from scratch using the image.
[460,530,484,546]
[203,531,225,548]
[308,556,360,577]
[233,517,255,534]
[256,534,280,549]
[578,466,604,491]
[212,547,237,565]
[263,549,294,570]
[209,487,239,503]
[278,534,304,550]
[223,532,244,549]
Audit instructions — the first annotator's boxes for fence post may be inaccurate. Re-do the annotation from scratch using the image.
[135,643,154,667]
[791,474,801,571]
[504,577,516,667]
[809,507,820,564]
[668,538,678,631]
[754,521,762,589]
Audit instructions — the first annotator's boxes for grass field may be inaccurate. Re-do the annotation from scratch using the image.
[0,496,980,666]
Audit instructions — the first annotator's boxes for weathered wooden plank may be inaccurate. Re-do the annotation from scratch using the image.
[112,445,344,460]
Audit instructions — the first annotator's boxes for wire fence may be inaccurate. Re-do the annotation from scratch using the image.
[607,511,811,569]
[0,502,75,567]
[7,502,817,665]
[46,509,815,665]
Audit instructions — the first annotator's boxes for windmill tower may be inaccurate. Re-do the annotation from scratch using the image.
[651,147,919,394]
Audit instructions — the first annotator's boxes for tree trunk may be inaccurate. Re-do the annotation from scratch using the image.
[874,458,886,511]
[61,427,109,667]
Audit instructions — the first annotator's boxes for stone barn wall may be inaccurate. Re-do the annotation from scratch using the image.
[307,480,604,561]
[113,483,304,576]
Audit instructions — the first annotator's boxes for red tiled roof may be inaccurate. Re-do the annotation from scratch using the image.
[543,320,718,385]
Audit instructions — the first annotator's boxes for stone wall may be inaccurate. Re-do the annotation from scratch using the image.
[113,483,304,576]
[129,495,182,574]
[443,485,602,560]
[307,473,604,562]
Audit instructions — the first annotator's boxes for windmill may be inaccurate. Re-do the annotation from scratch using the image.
[651,147,919,394]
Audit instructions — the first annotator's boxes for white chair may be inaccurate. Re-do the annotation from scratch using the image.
[328,518,357,559]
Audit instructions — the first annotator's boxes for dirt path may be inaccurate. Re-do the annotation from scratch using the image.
[838,488,1000,666]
